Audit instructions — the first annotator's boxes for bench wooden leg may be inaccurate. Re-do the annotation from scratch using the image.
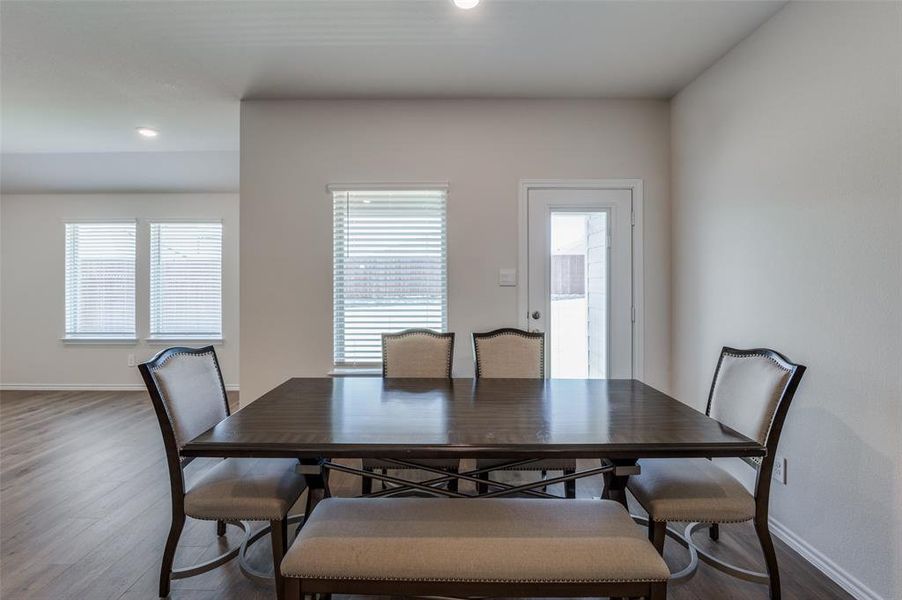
[284,577,300,600]
[650,581,667,599]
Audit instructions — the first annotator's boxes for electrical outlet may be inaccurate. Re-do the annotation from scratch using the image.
[773,456,787,485]
[127,354,136,367]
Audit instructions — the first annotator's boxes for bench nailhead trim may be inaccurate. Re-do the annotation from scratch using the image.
[284,574,668,584]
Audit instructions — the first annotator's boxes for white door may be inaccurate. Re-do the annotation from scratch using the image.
[526,188,633,378]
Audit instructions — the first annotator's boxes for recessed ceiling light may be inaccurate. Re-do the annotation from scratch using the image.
[136,127,159,138]
[453,0,479,9]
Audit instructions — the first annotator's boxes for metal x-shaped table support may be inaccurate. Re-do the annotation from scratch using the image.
[302,458,637,499]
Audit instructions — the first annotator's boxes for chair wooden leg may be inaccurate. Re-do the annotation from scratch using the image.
[564,468,576,498]
[477,471,489,495]
[361,467,373,495]
[270,519,288,600]
[648,519,666,555]
[159,511,185,598]
[216,519,226,537]
[755,515,781,600]
[709,522,720,541]
[448,467,459,493]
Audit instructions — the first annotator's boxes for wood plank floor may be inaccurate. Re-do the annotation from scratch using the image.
[1,390,853,600]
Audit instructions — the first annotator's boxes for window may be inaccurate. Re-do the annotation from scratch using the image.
[150,222,223,339]
[332,187,448,366]
[65,222,136,339]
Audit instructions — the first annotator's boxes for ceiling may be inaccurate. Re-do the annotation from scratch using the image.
[0,0,785,192]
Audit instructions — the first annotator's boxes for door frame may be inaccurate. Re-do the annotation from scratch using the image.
[517,179,645,380]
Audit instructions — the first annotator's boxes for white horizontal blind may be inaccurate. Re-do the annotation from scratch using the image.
[333,189,448,365]
[150,222,223,337]
[65,222,136,338]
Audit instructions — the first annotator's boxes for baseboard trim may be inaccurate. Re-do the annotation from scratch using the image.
[769,517,883,600]
[1,383,239,392]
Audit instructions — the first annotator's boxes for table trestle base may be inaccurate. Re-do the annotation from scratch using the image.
[314,458,618,499]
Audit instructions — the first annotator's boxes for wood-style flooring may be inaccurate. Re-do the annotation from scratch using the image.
[0,390,852,600]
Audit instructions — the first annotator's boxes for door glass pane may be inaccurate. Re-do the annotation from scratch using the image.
[550,212,608,378]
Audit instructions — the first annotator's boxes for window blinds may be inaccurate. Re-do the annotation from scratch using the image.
[333,189,448,365]
[150,222,223,338]
[65,222,136,338]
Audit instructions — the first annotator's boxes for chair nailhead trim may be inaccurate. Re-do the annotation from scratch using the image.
[650,517,753,524]
[721,351,791,372]
[188,514,288,522]
[152,349,216,369]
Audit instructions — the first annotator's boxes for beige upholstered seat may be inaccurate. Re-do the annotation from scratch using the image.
[628,350,794,523]
[139,346,305,599]
[382,329,454,378]
[185,458,307,522]
[626,347,806,599]
[628,458,756,523]
[281,498,670,584]
[628,350,795,523]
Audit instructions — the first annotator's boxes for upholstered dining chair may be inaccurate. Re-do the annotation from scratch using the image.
[627,346,806,600]
[360,329,459,495]
[472,328,577,499]
[139,346,307,600]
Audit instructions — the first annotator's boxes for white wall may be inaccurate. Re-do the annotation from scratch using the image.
[670,3,901,599]
[0,193,240,388]
[240,99,670,403]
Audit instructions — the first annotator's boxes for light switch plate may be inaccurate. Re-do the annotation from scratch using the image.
[498,268,517,286]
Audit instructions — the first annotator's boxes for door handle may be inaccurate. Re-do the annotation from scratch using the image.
[531,311,541,320]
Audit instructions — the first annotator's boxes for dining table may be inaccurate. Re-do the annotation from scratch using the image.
[181,376,765,517]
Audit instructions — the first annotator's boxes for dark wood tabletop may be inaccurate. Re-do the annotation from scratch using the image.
[180,377,764,460]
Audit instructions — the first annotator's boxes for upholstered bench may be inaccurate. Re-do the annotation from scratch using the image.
[281,497,669,599]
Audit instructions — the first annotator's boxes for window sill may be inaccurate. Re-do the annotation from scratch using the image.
[61,337,138,345]
[145,337,224,346]
[329,367,382,377]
